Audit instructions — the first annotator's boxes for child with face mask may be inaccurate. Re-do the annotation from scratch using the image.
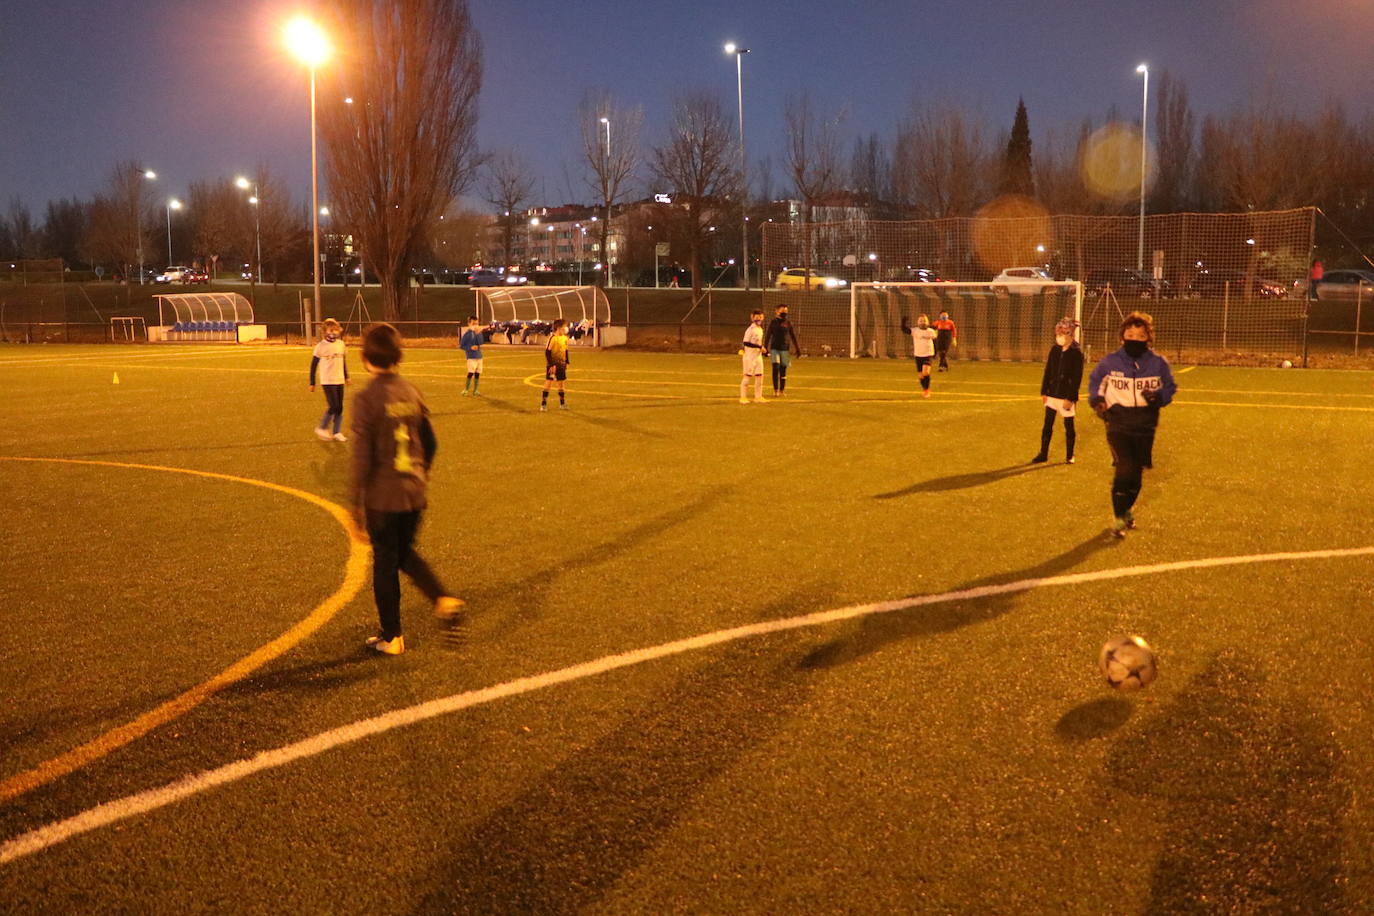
[1032,317,1083,464]
[309,317,350,441]
[1087,311,1177,538]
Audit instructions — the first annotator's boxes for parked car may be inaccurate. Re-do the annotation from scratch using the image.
[1085,268,1171,298]
[992,266,1055,294]
[775,267,848,290]
[1187,269,1287,299]
[469,268,528,287]
[155,266,193,284]
[1314,269,1374,301]
[182,268,209,285]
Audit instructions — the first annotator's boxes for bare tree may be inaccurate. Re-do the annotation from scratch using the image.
[650,91,739,298]
[892,104,991,218]
[3,198,39,259]
[580,90,642,287]
[187,180,241,279]
[82,161,156,278]
[1151,72,1195,213]
[849,133,892,216]
[41,199,89,267]
[483,149,535,268]
[319,0,483,320]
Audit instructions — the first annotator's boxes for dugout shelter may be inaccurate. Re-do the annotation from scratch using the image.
[474,286,622,347]
[148,293,265,343]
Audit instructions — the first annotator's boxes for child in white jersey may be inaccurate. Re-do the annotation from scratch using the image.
[309,318,350,441]
[739,309,766,404]
[901,314,938,399]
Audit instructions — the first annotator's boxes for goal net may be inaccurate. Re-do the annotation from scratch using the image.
[856,281,1081,361]
[475,285,611,345]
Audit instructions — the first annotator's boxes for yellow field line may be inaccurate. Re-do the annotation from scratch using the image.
[1177,366,1197,374]
[0,457,369,804]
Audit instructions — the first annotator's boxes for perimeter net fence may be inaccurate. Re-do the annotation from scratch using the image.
[761,208,1315,364]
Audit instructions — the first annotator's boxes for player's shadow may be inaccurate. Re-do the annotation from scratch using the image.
[1054,697,1134,741]
[799,534,1116,671]
[475,485,731,636]
[1108,650,1351,912]
[222,652,380,697]
[412,589,830,913]
[873,462,1056,499]
[554,406,668,440]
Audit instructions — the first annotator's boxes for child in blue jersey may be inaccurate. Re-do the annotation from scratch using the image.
[309,318,349,441]
[1087,311,1177,538]
[460,315,484,396]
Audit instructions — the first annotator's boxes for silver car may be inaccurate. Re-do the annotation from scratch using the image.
[1315,269,1374,301]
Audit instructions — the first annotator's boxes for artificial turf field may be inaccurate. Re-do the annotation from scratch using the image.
[1,341,1372,913]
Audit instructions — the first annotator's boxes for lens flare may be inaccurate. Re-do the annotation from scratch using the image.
[972,195,1053,275]
[1080,123,1153,202]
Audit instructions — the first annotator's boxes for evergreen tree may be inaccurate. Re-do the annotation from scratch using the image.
[999,97,1035,198]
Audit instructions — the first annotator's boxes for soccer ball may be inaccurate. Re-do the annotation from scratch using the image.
[1099,636,1157,691]
[1279,359,1293,369]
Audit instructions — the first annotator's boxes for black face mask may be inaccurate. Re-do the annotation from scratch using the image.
[1123,339,1149,358]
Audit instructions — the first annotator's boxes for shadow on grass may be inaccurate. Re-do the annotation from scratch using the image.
[799,534,1117,671]
[873,462,1057,499]
[223,652,380,697]
[413,590,829,913]
[1054,697,1133,741]
[476,486,731,637]
[67,439,308,460]
[1108,651,1350,912]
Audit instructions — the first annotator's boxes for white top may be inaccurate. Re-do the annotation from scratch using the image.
[743,323,763,348]
[910,326,937,358]
[313,339,347,385]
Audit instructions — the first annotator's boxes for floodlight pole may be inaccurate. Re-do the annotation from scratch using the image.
[728,45,751,289]
[310,67,322,336]
[1136,64,1149,271]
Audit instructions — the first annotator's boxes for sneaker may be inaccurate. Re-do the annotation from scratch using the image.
[314,427,332,441]
[1066,456,1075,464]
[365,634,405,655]
[740,397,751,405]
[332,432,347,442]
[559,403,569,410]
[461,390,470,397]
[472,391,482,397]
[540,404,547,412]
[922,389,931,399]
[753,397,767,403]
[434,596,466,622]
[1030,453,1048,464]
[1124,511,1136,530]
[1111,517,1129,539]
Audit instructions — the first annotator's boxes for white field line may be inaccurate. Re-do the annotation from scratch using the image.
[2,543,1371,866]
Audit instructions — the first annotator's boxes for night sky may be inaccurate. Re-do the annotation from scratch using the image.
[1,0,1369,215]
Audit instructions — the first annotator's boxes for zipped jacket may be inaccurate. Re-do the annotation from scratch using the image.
[1088,347,1176,430]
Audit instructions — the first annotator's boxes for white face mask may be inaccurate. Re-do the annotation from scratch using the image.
[1055,334,1070,347]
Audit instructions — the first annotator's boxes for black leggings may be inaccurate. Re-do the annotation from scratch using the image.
[1106,427,1156,518]
[1039,406,1076,459]
[365,509,448,639]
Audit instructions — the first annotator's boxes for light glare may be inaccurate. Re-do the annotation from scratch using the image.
[285,17,331,68]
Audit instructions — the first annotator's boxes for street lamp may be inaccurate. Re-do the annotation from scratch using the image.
[235,176,262,289]
[166,198,182,265]
[599,116,613,287]
[137,169,156,283]
[285,15,331,335]
[726,43,750,289]
[1136,63,1149,271]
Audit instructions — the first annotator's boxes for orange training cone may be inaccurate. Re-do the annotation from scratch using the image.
[112,372,120,385]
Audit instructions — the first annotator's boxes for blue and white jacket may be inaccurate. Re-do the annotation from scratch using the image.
[1088,347,1177,430]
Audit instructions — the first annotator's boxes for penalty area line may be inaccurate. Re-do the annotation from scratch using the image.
[0,457,369,807]
[2,542,1371,866]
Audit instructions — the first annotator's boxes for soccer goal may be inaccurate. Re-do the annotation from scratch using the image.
[841,281,1083,361]
[110,316,147,342]
[474,285,619,347]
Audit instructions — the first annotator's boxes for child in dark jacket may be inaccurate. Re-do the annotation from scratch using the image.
[1087,311,1177,538]
[1032,317,1084,464]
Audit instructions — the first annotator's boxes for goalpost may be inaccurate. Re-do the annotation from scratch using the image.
[474,285,616,346]
[845,281,1083,361]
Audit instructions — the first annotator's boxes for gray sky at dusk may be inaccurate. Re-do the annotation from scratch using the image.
[1,0,1369,215]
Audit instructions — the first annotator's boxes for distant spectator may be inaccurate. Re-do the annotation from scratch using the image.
[1310,259,1324,299]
